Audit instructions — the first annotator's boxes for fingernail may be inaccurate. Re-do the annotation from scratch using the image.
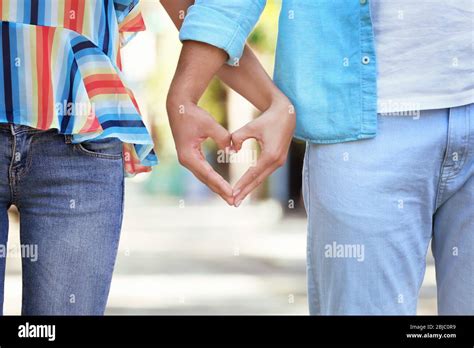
[235,199,242,208]
[233,189,241,197]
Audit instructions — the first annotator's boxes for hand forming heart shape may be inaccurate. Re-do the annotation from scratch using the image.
[168,98,295,207]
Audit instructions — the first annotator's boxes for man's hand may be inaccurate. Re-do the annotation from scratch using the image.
[231,96,296,207]
[167,98,235,205]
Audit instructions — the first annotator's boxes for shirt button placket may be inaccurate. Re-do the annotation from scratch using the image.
[361,0,370,65]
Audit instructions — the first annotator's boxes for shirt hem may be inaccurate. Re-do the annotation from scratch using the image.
[294,131,376,145]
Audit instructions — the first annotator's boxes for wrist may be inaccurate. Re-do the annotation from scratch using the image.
[166,89,195,119]
[269,91,292,111]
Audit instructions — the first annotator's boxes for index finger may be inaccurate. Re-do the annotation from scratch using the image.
[233,164,278,207]
[232,153,274,198]
[187,157,234,204]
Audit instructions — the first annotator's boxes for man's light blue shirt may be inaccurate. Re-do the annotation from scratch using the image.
[180,0,378,144]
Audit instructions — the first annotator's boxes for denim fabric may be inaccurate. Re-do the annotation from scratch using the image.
[0,124,124,315]
[303,104,474,314]
[180,0,378,144]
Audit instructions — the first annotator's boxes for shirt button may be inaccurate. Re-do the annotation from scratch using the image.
[360,0,367,4]
[362,56,370,64]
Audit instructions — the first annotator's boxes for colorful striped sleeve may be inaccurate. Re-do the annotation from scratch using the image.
[0,0,158,176]
[114,0,146,47]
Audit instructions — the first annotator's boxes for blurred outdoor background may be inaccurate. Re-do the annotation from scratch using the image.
[5,0,436,315]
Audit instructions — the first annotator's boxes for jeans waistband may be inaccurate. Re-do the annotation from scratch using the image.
[0,123,52,135]
[0,123,72,149]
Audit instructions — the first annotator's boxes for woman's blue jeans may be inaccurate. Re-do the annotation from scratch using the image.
[0,124,124,315]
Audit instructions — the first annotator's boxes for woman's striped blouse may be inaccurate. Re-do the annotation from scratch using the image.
[0,0,158,175]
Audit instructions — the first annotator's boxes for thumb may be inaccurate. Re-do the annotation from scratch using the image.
[231,123,257,151]
[207,120,232,151]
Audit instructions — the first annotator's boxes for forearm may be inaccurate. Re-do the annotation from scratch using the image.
[168,41,227,106]
[169,42,283,112]
[217,46,283,112]
[161,0,194,29]
[161,0,281,111]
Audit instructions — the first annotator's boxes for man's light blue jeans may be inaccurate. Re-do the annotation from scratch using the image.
[303,104,474,315]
